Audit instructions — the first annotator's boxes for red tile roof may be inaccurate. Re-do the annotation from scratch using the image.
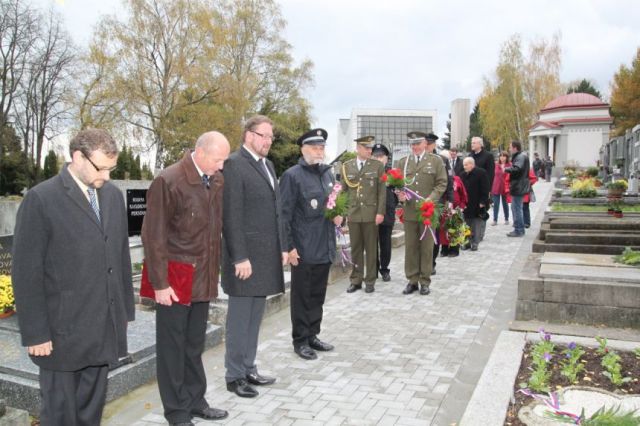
[541,93,608,112]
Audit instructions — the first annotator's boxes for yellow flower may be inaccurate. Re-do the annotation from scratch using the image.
[0,274,15,313]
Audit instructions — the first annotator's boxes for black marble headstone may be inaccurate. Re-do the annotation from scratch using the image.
[126,189,147,237]
[0,235,12,276]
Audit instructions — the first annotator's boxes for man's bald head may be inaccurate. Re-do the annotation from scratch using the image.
[194,131,231,175]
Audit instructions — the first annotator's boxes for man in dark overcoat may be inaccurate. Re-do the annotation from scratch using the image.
[11,129,135,425]
[222,115,288,398]
[469,136,494,241]
[142,131,230,425]
[280,128,342,360]
[461,157,490,251]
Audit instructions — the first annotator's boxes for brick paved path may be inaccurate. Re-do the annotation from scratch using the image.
[104,181,554,426]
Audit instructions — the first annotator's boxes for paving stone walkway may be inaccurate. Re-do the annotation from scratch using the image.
[103,181,555,426]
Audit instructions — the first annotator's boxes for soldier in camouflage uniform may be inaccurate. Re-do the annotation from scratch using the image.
[341,136,386,294]
[395,132,448,295]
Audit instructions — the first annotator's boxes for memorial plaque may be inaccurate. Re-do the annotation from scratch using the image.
[0,235,12,276]
[127,189,147,236]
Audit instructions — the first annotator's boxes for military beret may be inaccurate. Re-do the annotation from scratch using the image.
[297,128,328,146]
[372,143,390,157]
[354,135,375,148]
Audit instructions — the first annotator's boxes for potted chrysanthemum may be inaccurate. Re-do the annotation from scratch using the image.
[0,274,15,318]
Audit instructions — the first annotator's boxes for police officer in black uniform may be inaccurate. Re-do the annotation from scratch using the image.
[279,128,341,360]
[372,143,398,282]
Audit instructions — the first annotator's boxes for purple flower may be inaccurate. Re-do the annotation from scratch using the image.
[544,352,552,362]
[568,342,577,350]
[538,328,551,341]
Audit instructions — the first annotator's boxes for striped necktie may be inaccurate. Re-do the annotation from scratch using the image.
[202,174,210,189]
[87,188,100,222]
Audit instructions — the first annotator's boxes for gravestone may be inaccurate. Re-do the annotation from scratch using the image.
[126,189,147,236]
[0,235,11,276]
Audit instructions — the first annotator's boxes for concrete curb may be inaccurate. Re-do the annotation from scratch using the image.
[459,331,526,426]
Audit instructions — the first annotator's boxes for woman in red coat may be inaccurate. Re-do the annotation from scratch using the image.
[491,151,511,225]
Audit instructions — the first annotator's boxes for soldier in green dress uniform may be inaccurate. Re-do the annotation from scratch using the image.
[395,132,448,295]
[341,136,386,293]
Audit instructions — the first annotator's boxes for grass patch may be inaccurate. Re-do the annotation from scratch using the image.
[551,204,640,213]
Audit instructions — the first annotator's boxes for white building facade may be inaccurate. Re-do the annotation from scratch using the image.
[528,93,612,169]
[336,108,437,162]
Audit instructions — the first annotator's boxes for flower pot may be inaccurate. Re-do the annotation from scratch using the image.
[607,188,624,198]
[614,210,623,218]
[0,309,15,319]
[607,208,614,215]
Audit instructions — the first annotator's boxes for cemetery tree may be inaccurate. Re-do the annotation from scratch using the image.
[466,101,486,152]
[85,0,220,170]
[610,48,640,136]
[42,149,58,179]
[13,8,75,181]
[0,0,39,137]
[0,119,32,195]
[441,115,451,149]
[567,78,602,99]
[131,154,142,180]
[479,33,563,150]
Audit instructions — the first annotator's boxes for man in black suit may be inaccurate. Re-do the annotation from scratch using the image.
[222,115,288,398]
[450,147,464,177]
[12,129,135,425]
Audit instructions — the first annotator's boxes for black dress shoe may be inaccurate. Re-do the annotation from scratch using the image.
[365,284,375,293]
[506,231,524,237]
[420,285,430,295]
[402,283,418,295]
[246,372,276,386]
[294,344,317,360]
[346,283,362,293]
[381,272,391,282]
[191,407,229,421]
[309,336,334,351]
[226,378,258,398]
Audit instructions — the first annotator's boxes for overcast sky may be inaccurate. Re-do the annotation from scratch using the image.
[36,0,640,157]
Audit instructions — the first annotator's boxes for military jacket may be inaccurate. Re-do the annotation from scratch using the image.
[394,152,448,222]
[340,158,386,223]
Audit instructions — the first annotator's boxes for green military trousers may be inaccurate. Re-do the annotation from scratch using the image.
[348,221,378,286]
[403,220,434,287]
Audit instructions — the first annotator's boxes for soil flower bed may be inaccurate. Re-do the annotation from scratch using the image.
[505,332,640,425]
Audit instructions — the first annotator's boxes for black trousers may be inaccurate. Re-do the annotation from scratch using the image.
[377,224,393,274]
[156,301,210,424]
[39,364,108,426]
[290,262,331,346]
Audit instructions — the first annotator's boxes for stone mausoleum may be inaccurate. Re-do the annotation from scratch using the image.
[528,93,612,170]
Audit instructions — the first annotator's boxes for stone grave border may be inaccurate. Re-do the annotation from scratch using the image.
[459,330,640,426]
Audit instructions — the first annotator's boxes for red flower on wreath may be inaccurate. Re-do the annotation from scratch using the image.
[381,168,406,189]
[418,200,437,226]
[395,207,405,224]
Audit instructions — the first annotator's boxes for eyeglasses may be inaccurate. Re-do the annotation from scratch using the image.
[83,153,117,172]
[251,130,274,141]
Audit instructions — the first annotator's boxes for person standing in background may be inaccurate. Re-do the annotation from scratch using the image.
[491,151,511,226]
[341,136,386,294]
[371,143,398,282]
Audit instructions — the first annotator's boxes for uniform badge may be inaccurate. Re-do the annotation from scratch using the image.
[317,130,322,136]
[310,199,318,209]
